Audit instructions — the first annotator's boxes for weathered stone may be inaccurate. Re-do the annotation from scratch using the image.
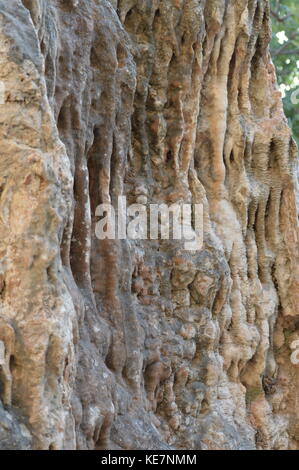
[0,0,298,450]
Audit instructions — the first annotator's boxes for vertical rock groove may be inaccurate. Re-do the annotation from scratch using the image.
[0,0,298,450]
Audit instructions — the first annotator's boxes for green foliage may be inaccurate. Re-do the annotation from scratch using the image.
[279,88,299,146]
[270,0,299,145]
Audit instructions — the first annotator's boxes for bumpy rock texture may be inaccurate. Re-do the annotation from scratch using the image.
[0,0,298,450]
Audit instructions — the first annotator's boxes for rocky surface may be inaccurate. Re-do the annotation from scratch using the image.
[0,0,298,450]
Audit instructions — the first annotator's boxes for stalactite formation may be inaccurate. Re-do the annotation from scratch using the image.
[0,0,298,450]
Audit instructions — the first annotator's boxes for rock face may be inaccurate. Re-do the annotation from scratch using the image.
[0,0,298,450]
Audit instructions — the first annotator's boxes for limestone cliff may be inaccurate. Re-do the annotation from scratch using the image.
[0,0,298,450]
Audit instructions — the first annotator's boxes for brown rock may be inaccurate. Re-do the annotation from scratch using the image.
[0,0,298,451]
